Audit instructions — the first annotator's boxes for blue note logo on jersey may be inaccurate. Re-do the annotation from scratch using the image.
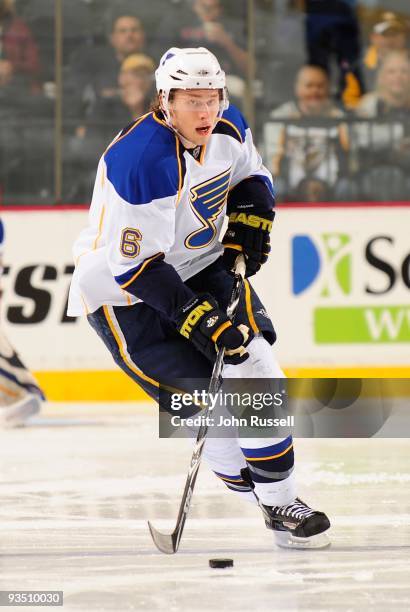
[292,234,351,296]
[185,168,231,249]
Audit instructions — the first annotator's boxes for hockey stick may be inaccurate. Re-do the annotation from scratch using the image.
[148,254,247,554]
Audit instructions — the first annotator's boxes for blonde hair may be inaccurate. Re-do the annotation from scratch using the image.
[121,53,155,74]
[150,91,175,115]
[0,0,15,15]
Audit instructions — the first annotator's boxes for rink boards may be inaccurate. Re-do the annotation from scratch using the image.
[1,205,409,400]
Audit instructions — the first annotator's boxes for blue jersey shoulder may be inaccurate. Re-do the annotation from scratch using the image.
[214,104,248,143]
[0,218,4,246]
[104,113,181,205]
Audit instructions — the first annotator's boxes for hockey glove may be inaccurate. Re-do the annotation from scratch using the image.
[175,293,253,364]
[222,211,274,278]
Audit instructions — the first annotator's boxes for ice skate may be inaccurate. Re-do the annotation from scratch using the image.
[0,394,41,428]
[263,497,331,549]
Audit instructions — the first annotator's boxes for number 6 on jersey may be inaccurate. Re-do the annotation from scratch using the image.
[120,228,142,258]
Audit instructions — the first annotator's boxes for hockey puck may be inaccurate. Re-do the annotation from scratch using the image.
[209,558,234,569]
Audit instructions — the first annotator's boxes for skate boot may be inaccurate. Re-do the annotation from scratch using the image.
[263,497,331,549]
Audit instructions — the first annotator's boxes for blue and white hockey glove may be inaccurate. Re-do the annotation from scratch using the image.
[175,294,253,364]
[222,210,274,278]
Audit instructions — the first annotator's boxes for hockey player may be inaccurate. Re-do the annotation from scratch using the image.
[68,47,330,548]
[0,216,43,426]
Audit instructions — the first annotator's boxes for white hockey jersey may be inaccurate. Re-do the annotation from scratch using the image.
[67,105,274,317]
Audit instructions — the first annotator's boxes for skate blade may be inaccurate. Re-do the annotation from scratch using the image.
[274,530,330,550]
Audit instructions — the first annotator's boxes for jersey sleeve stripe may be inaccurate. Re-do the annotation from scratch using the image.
[117,252,165,289]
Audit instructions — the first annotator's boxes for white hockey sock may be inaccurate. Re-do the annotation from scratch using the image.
[222,335,285,379]
[240,435,296,507]
[252,471,297,507]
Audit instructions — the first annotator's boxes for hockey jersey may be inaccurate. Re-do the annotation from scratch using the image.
[67,105,274,318]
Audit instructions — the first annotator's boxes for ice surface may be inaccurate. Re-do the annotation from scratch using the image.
[1,402,409,611]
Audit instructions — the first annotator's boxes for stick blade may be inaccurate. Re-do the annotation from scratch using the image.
[148,521,180,554]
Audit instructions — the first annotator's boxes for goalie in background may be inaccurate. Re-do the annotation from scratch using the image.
[0,216,44,427]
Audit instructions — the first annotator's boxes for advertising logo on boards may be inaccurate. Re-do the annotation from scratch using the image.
[292,234,351,297]
[291,234,410,344]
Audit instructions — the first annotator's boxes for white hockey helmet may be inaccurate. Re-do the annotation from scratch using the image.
[155,47,229,124]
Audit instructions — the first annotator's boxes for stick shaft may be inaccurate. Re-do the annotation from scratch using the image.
[148,255,246,553]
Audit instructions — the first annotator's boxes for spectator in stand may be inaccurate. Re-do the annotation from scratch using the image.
[357,50,410,119]
[303,0,365,109]
[0,46,12,87]
[0,0,41,93]
[0,0,50,203]
[362,13,409,92]
[64,53,156,203]
[354,51,410,200]
[90,53,155,127]
[117,53,155,119]
[156,0,249,99]
[66,14,152,119]
[0,55,17,199]
[264,65,351,202]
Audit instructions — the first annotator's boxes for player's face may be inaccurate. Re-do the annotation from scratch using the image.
[169,89,221,146]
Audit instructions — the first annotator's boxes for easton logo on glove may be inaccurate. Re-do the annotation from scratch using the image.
[222,210,274,278]
[175,293,253,364]
[179,299,213,339]
[228,212,273,232]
